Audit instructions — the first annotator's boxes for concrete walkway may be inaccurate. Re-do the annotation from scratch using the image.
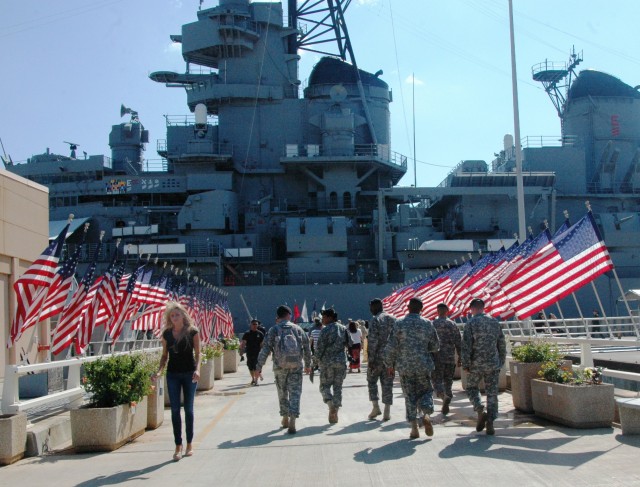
[2,361,640,486]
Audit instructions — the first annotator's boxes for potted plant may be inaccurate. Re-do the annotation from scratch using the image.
[510,341,563,413]
[211,341,225,380]
[531,361,614,428]
[141,352,164,429]
[197,344,217,391]
[0,412,27,465]
[222,336,240,373]
[71,353,153,451]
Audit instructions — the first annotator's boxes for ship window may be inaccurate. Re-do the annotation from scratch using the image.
[329,192,338,209]
[343,192,351,209]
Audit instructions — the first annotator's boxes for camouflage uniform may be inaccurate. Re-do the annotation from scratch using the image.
[431,316,462,400]
[367,311,396,405]
[257,321,311,418]
[315,321,348,408]
[383,313,439,422]
[461,313,506,421]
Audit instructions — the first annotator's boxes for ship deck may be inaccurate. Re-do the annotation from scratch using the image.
[3,358,639,486]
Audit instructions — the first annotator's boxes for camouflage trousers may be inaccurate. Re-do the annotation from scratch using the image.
[319,363,347,408]
[367,361,394,405]
[432,362,456,399]
[274,368,303,418]
[465,368,500,421]
[399,371,434,422]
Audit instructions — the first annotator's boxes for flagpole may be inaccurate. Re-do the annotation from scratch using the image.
[508,0,527,241]
[610,267,639,336]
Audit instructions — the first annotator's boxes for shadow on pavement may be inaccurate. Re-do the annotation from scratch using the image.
[439,430,608,467]
[327,420,382,436]
[218,424,332,448]
[73,460,174,486]
[615,434,640,448]
[353,438,425,464]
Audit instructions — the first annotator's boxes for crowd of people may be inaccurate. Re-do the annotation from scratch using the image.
[154,295,507,460]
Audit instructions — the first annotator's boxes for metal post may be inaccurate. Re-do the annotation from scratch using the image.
[591,281,610,338]
[508,0,527,241]
[611,267,639,336]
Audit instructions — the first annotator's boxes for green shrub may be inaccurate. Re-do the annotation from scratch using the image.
[83,354,154,408]
[202,342,224,361]
[222,336,240,350]
[538,361,604,385]
[512,341,561,363]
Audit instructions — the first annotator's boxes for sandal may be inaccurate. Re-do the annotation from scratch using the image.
[173,449,182,461]
[184,446,193,457]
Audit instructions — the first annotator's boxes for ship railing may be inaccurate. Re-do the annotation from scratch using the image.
[521,135,578,148]
[142,158,168,172]
[503,315,640,368]
[163,115,219,127]
[282,143,407,169]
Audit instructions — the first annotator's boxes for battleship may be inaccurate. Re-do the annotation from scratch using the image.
[4,1,640,323]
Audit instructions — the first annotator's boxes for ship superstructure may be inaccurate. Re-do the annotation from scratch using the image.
[7,0,407,288]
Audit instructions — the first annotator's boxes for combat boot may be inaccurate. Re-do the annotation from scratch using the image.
[382,404,391,421]
[368,401,382,420]
[329,406,338,424]
[442,396,451,415]
[423,416,434,437]
[486,420,495,436]
[409,420,420,439]
[281,416,289,429]
[476,410,487,432]
[287,416,297,434]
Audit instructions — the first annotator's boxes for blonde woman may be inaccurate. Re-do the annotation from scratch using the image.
[154,301,201,460]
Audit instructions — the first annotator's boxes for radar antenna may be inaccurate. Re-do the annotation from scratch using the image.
[63,141,80,159]
[532,46,583,118]
[120,104,140,123]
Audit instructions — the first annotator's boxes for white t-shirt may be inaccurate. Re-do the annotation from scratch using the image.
[349,328,362,345]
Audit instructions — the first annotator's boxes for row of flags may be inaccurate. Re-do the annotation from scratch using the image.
[7,221,234,353]
[383,210,615,321]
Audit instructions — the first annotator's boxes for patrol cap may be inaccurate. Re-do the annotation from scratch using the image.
[436,303,449,310]
[469,298,485,308]
[276,305,292,317]
[321,308,338,319]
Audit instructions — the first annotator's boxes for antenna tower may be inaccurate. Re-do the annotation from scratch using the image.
[532,46,583,118]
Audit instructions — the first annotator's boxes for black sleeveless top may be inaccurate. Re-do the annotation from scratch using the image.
[163,328,198,373]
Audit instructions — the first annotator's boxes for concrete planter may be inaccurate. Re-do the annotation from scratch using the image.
[461,365,507,392]
[510,360,573,413]
[197,360,215,391]
[147,383,164,430]
[531,379,614,428]
[510,361,544,413]
[223,349,239,373]
[71,397,148,452]
[0,413,27,466]
[213,355,224,380]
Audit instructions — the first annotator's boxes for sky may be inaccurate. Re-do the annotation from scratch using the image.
[2,0,639,188]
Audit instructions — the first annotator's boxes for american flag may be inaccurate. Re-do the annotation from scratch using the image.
[445,252,496,317]
[384,275,435,317]
[74,243,105,354]
[214,300,233,338]
[92,259,125,329]
[421,260,474,319]
[502,212,614,319]
[51,252,99,355]
[107,264,145,342]
[23,239,85,330]
[8,222,69,347]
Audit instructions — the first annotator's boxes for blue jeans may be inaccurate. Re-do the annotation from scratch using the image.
[166,372,197,446]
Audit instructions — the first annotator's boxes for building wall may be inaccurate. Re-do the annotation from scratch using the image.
[0,169,49,382]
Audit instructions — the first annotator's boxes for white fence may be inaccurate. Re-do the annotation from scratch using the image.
[1,336,161,415]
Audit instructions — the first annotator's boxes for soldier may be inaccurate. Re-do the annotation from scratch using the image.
[461,298,506,436]
[314,308,348,424]
[431,303,462,415]
[367,298,396,421]
[384,297,439,439]
[257,305,311,434]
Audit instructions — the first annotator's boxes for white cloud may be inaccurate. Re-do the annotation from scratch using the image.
[406,74,424,86]
[164,42,182,54]
[356,0,380,5]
